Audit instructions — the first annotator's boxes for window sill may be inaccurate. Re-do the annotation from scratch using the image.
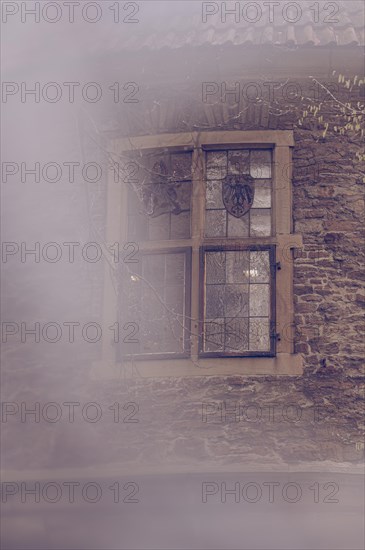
[91,353,303,380]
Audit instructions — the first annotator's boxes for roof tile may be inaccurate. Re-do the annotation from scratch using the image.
[110,0,364,51]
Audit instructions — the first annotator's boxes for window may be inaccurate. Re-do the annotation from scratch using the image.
[127,149,193,241]
[118,248,191,359]
[205,149,272,238]
[103,131,303,376]
[200,245,276,357]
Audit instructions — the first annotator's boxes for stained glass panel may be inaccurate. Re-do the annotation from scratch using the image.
[205,149,272,237]
[203,249,273,354]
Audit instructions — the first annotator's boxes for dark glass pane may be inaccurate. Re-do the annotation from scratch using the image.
[127,150,192,241]
[171,152,192,181]
[148,154,169,183]
[174,181,192,211]
[170,211,190,239]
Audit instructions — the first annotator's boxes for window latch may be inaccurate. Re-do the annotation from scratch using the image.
[275,261,281,271]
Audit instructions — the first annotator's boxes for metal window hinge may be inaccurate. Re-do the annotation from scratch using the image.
[275,261,281,271]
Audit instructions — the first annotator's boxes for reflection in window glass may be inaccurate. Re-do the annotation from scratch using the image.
[127,150,192,241]
[121,251,189,356]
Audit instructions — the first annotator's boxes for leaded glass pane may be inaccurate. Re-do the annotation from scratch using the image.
[249,284,270,317]
[227,213,249,237]
[206,252,226,284]
[206,180,224,209]
[225,284,249,317]
[250,209,271,236]
[205,285,225,318]
[206,151,227,180]
[226,251,250,283]
[205,149,272,237]
[249,318,270,351]
[204,319,224,352]
[250,251,270,283]
[203,249,273,354]
[228,150,250,175]
[225,318,249,352]
[205,210,226,237]
[252,180,271,208]
[250,150,272,179]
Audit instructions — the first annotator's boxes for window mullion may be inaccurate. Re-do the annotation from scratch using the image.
[190,146,205,358]
[191,146,205,240]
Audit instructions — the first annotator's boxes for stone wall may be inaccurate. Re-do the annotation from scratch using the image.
[2,74,364,472]
[64,79,365,468]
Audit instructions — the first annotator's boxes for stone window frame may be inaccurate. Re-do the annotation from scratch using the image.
[96,130,303,379]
